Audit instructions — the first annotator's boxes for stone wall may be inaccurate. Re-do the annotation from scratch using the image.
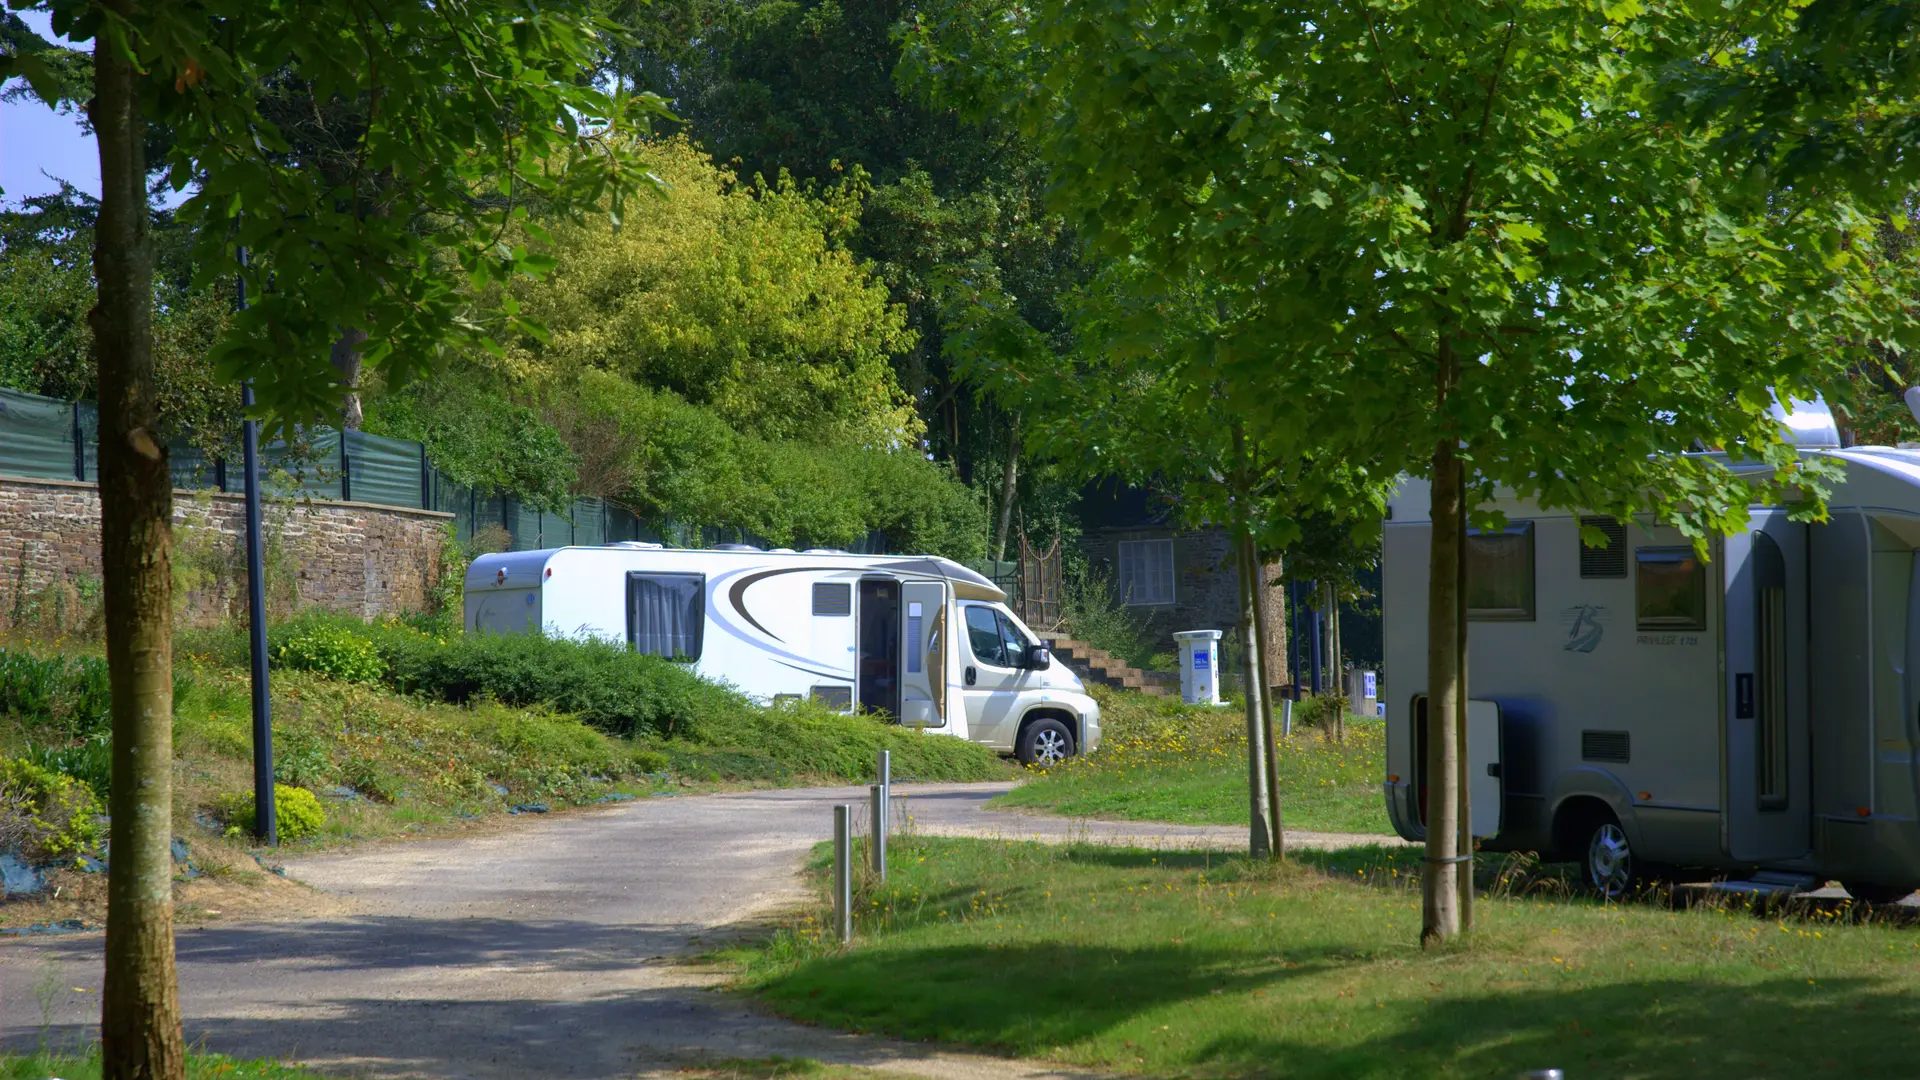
[1080,524,1289,678]
[0,475,452,625]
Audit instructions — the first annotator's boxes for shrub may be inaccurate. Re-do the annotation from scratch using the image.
[0,650,114,737]
[0,757,104,864]
[215,785,326,842]
[276,622,384,683]
[22,733,112,800]
[373,624,757,739]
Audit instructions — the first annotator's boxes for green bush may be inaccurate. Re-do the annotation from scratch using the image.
[0,650,114,737]
[370,621,756,739]
[275,622,385,683]
[0,756,104,863]
[215,785,326,842]
[22,733,112,800]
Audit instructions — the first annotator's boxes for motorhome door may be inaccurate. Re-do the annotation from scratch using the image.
[1724,514,1811,861]
[899,581,947,727]
[858,578,902,719]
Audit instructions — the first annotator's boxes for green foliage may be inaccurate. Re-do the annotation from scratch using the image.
[1058,561,1157,672]
[550,370,985,557]
[0,756,103,863]
[612,0,1086,513]
[510,138,920,447]
[0,186,243,457]
[992,689,1387,834]
[21,734,111,802]
[5,1,672,431]
[274,622,384,684]
[213,785,326,843]
[266,614,754,740]
[910,0,1920,547]
[0,651,112,738]
[0,1049,334,1080]
[362,380,579,514]
[680,697,1006,784]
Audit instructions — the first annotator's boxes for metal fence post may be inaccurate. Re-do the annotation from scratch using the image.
[1282,697,1294,739]
[871,785,887,881]
[834,804,853,942]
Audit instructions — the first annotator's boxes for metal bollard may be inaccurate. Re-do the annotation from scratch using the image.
[834,804,853,942]
[871,784,888,880]
[877,748,891,806]
[1282,697,1294,738]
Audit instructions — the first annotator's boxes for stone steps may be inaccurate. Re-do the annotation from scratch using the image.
[1045,635,1168,697]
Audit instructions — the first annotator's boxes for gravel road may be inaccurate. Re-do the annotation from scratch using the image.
[0,782,1396,1078]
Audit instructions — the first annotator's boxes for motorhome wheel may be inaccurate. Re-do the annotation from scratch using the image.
[1018,718,1075,767]
[1841,881,1916,907]
[1584,820,1635,901]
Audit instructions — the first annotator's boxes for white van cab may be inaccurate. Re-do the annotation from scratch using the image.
[465,543,1100,766]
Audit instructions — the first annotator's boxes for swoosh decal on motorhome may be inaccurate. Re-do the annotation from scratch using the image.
[727,566,837,643]
[706,565,861,680]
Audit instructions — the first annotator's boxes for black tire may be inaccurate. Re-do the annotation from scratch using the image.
[1843,881,1915,906]
[1017,717,1075,767]
[1582,813,1638,901]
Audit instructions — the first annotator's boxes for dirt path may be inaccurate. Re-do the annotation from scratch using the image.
[0,783,1398,1079]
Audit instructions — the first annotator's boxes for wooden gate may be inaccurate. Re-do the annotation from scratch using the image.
[1017,531,1064,631]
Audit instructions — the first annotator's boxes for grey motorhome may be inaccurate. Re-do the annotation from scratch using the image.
[464,544,1102,766]
[1383,404,1920,900]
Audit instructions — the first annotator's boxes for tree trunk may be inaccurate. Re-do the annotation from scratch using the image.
[1243,532,1284,857]
[1231,426,1273,859]
[1259,560,1287,696]
[1423,436,1465,947]
[1455,458,1475,931]
[90,18,186,1078]
[331,327,367,431]
[991,414,1021,563]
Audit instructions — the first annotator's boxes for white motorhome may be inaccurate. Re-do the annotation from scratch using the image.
[464,543,1101,765]
[1383,404,1920,901]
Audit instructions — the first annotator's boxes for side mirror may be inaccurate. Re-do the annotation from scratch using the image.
[1024,644,1052,670]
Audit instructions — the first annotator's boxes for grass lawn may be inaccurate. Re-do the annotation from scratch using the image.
[734,836,1920,1078]
[0,1052,323,1079]
[993,690,1389,835]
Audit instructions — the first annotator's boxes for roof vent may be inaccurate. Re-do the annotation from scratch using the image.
[714,543,762,552]
[1770,391,1841,448]
[803,548,850,555]
[606,541,663,550]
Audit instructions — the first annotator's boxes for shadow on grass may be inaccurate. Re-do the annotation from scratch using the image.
[756,939,1920,1078]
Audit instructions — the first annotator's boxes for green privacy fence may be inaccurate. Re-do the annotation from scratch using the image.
[0,387,889,554]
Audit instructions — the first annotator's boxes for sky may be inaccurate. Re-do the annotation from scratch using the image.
[0,10,99,206]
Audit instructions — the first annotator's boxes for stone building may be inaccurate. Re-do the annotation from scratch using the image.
[1075,481,1289,679]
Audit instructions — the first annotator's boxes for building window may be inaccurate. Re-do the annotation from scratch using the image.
[627,572,705,660]
[1466,522,1535,621]
[1117,538,1175,606]
[1635,547,1707,631]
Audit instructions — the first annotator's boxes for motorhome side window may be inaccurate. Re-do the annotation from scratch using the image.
[965,605,1009,667]
[1466,522,1535,621]
[627,572,705,660]
[1635,548,1707,631]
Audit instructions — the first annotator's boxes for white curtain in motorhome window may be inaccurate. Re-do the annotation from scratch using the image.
[628,572,705,659]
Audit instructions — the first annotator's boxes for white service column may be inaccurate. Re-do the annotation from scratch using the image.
[1173,629,1224,705]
